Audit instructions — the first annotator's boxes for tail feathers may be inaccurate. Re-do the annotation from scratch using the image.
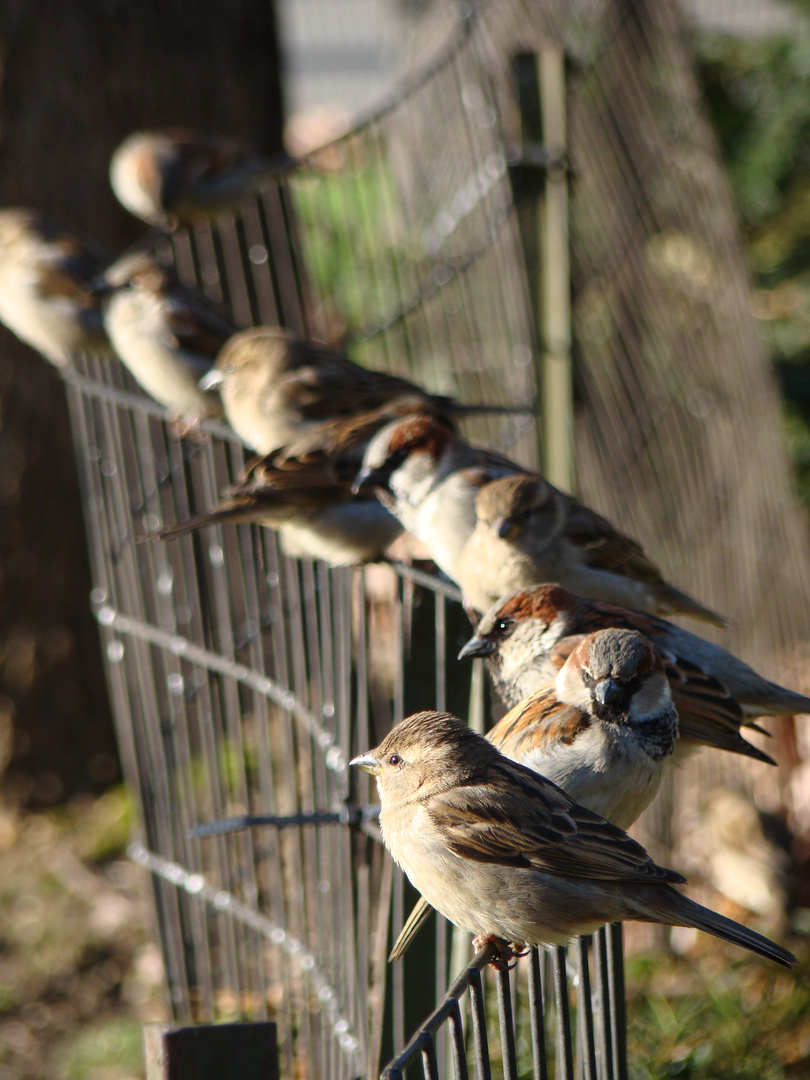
[389,896,433,963]
[145,500,261,542]
[660,889,794,968]
[745,683,810,718]
[450,402,536,417]
[658,584,729,632]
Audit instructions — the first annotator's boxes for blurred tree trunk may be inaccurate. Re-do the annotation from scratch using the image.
[0,1,285,805]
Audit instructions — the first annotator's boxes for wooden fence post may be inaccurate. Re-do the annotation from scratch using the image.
[144,1022,279,1080]
[511,47,573,491]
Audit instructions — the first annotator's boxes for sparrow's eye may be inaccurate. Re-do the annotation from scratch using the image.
[388,754,403,767]
[494,617,514,636]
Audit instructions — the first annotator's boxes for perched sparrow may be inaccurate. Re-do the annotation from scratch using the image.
[460,583,810,764]
[0,208,112,366]
[353,416,725,627]
[199,325,523,455]
[101,252,234,428]
[351,711,793,966]
[154,399,446,564]
[109,129,287,229]
[487,628,677,830]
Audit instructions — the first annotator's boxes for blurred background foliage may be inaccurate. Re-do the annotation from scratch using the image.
[692,0,810,505]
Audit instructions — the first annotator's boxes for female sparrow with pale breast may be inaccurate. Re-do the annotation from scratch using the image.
[351,711,793,966]
[101,252,234,430]
[199,325,525,455]
[460,583,810,764]
[0,208,112,366]
[353,416,726,627]
[110,129,288,230]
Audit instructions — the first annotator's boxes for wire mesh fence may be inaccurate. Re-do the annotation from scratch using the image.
[57,0,808,1076]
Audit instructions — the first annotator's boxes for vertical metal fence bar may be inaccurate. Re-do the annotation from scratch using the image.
[527,949,549,1080]
[468,969,492,1080]
[494,964,519,1080]
[573,938,597,1080]
[449,1005,469,1080]
[552,948,574,1080]
[591,929,614,1080]
[606,925,627,1080]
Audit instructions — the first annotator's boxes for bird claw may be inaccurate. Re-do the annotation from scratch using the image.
[472,934,525,968]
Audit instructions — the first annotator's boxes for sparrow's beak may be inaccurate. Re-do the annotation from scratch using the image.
[458,634,495,661]
[198,367,225,392]
[87,275,114,297]
[352,467,387,496]
[493,515,518,540]
[593,677,625,707]
[350,752,381,776]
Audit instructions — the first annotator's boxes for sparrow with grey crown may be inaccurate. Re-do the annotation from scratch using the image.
[461,583,810,764]
[200,325,527,454]
[354,415,726,627]
[101,251,235,430]
[351,711,793,967]
[0,208,112,366]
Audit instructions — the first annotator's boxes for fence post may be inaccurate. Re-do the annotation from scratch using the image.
[511,47,573,491]
[143,1022,279,1080]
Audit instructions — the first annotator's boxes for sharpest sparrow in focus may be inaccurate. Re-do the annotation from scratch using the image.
[110,129,288,230]
[460,583,810,764]
[101,252,234,429]
[393,627,679,960]
[154,399,448,564]
[486,628,678,830]
[0,208,112,366]
[351,711,793,966]
[199,325,525,455]
[353,415,725,627]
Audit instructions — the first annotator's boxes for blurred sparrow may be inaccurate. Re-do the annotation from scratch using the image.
[353,416,725,627]
[199,325,524,454]
[110,129,287,229]
[102,252,234,430]
[0,208,112,366]
[351,711,793,966]
[154,399,446,564]
[461,583,810,764]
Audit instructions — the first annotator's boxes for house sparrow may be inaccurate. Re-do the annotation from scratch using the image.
[198,325,524,455]
[460,583,810,764]
[486,628,678,830]
[351,711,793,967]
[101,252,234,429]
[353,416,726,628]
[109,129,288,229]
[154,399,446,564]
[0,208,112,366]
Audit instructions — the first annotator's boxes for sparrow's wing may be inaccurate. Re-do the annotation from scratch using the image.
[487,688,589,760]
[428,759,683,885]
[560,497,664,584]
[163,295,238,367]
[667,657,774,764]
[278,348,439,422]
